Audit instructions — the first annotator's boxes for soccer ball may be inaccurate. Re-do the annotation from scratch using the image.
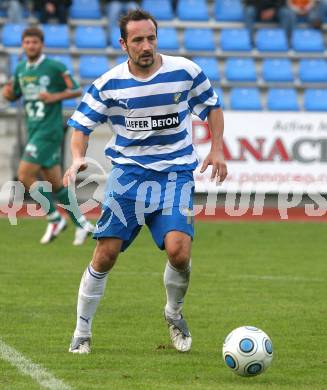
[222,326,273,377]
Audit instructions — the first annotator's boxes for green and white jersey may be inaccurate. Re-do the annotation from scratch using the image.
[13,55,80,140]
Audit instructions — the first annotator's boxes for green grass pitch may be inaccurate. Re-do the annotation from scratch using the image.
[0,218,326,389]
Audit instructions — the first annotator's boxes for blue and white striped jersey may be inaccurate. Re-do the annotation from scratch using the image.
[68,54,220,172]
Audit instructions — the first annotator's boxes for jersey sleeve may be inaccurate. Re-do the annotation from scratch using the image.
[67,84,109,135]
[64,71,80,91]
[187,61,221,121]
[55,61,80,91]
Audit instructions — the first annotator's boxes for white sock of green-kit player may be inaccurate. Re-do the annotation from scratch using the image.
[74,264,109,338]
[164,260,191,321]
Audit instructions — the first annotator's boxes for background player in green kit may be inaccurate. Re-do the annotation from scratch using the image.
[2,27,93,245]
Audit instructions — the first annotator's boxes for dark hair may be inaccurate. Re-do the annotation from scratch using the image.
[22,27,44,42]
[119,9,158,41]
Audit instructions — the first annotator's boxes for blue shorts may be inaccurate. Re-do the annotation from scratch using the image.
[93,164,195,251]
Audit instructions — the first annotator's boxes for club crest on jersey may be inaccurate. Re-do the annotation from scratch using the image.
[39,75,50,87]
[125,113,180,131]
[173,92,182,104]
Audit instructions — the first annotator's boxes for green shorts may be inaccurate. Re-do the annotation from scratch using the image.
[22,136,62,168]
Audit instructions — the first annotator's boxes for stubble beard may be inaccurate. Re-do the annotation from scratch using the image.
[127,47,155,69]
[138,57,154,68]
[26,50,42,63]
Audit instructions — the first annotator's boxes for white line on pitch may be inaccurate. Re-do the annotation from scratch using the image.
[114,271,325,283]
[114,271,162,276]
[232,274,325,283]
[0,339,73,390]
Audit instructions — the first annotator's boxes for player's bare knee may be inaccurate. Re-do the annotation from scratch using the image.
[17,169,35,189]
[92,250,118,272]
[165,233,191,269]
[166,244,190,269]
[17,171,26,185]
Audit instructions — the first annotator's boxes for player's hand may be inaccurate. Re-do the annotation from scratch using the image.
[2,81,15,101]
[200,149,227,184]
[39,92,58,103]
[45,2,56,14]
[297,8,308,15]
[260,8,275,21]
[63,159,88,187]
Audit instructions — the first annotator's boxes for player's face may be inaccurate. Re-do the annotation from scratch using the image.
[22,36,43,61]
[121,19,157,69]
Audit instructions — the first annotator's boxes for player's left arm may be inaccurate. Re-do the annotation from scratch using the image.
[39,70,82,103]
[200,107,228,184]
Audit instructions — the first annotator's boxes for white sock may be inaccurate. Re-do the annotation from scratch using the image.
[164,260,191,321]
[47,210,61,222]
[74,264,109,338]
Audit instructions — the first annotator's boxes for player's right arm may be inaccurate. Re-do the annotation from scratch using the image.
[64,82,110,187]
[63,130,89,187]
[2,66,22,102]
[2,80,19,102]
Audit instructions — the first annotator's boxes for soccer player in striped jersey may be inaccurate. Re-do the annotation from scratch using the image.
[65,9,227,354]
